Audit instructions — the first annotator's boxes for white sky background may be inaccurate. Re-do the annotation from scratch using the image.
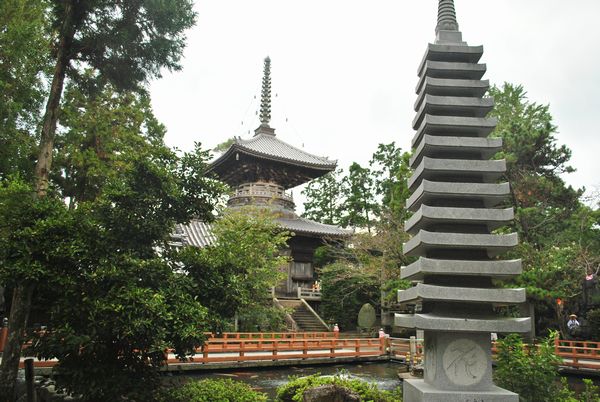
[150,0,600,213]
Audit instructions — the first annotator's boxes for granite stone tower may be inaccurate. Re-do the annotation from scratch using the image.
[396,1,531,400]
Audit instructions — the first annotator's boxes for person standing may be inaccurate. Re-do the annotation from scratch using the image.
[567,314,580,331]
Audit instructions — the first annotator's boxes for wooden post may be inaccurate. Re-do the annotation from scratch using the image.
[303,340,308,360]
[409,336,417,368]
[24,358,35,402]
[0,325,7,353]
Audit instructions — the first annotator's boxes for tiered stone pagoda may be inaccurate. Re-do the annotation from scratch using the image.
[176,57,350,300]
[396,1,530,400]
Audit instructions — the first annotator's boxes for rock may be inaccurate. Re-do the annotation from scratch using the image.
[357,303,376,329]
[302,384,360,402]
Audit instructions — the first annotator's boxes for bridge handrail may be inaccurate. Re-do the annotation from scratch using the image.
[205,331,337,340]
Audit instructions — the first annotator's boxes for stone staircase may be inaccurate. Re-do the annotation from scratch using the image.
[277,299,329,332]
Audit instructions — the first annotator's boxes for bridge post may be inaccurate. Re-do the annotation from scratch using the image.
[0,322,7,353]
[409,336,417,368]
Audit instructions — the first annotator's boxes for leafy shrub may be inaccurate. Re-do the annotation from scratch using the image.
[494,333,562,401]
[494,333,600,402]
[161,378,268,402]
[275,372,402,402]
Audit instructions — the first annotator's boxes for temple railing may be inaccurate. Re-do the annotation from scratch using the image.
[297,287,322,301]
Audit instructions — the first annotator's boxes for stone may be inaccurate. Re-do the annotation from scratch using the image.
[402,230,518,257]
[397,283,526,304]
[410,135,502,168]
[407,180,510,212]
[395,1,529,401]
[401,257,522,280]
[408,157,506,191]
[405,205,514,234]
[302,384,360,402]
[357,303,377,329]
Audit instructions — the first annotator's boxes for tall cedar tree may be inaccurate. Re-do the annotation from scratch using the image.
[0,1,197,398]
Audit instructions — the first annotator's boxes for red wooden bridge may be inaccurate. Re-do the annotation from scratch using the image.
[1,327,599,375]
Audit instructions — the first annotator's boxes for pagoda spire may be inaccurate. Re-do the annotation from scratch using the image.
[435,0,464,44]
[255,56,275,136]
[436,0,459,32]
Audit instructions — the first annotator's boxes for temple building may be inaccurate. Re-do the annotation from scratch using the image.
[175,57,351,310]
[395,1,530,401]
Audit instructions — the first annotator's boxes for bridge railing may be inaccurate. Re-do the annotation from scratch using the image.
[205,331,337,340]
[389,336,423,366]
[165,336,385,364]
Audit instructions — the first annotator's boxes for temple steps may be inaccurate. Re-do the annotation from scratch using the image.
[402,230,518,257]
[407,180,510,211]
[397,283,526,304]
[400,257,522,281]
[395,313,531,333]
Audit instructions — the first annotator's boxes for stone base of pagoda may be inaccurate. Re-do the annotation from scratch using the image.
[403,331,517,402]
[404,380,518,402]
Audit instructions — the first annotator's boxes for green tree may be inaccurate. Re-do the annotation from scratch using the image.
[369,142,412,221]
[489,83,599,336]
[319,262,380,330]
[340,162,378,231]
[0,0,50,180]
[1,1,198,394]
[52,80,169,205]
[301,168,346,225]
[179,208,290,331]
[489,83,582,247]
[27,146,223,400]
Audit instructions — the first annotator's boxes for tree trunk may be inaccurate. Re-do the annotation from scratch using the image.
[34,0,76,197]
[0,1,76,398]
[0,286,34,402]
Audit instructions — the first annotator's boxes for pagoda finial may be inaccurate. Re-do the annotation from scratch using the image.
[435,0,464,44]
[436,0,459,32]
[259,56,272,126]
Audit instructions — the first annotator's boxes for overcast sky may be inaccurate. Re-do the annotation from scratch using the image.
[150,0,600,212]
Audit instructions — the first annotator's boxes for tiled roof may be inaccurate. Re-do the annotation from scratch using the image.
[278,217,353,237]
[174,220,215,248]
[210,133,337,171]
[173,216,351,248]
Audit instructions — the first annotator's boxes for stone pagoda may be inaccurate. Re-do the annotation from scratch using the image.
[396,1,530,400]
[176,57,350,303]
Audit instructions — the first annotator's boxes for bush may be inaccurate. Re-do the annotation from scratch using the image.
[494,333,600,402]
[275,372,402,402]
[161,379,268,402]
[587,308,600,341]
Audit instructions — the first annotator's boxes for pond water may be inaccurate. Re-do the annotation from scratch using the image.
[170,362,600,399]
[173,361,402,399]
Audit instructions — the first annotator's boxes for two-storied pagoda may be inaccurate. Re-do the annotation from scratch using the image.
[396,1,530,401]
[176,57,350,301]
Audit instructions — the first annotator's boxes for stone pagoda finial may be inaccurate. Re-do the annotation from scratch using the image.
[435,0,465,44]
[436,0,459,32]
[255,56,275,136]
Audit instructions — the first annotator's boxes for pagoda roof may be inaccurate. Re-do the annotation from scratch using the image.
[209,132,336,173]
[174,216,352,248]
[207,131,337,188]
